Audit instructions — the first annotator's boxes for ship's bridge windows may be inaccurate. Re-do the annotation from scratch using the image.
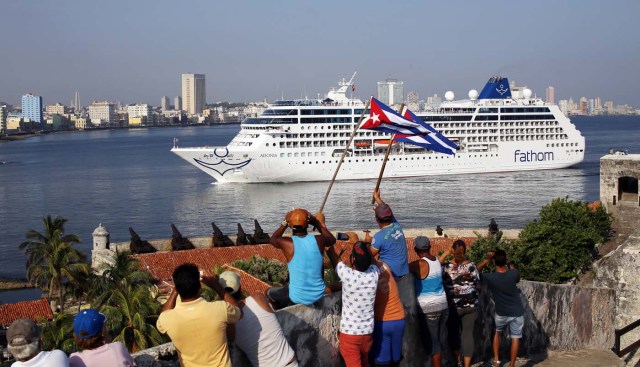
[262,109,298,116]
[478,108,498,113]
[245,117,297,124]
[300,109,352,115]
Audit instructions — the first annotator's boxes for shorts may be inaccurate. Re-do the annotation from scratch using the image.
[494,314,524,339]
[339,332,373,367]
[371,319,405,364]
[266,286,292,310]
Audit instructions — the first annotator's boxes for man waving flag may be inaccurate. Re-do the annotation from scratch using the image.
[360,97,431,136]
[395,108,458,155]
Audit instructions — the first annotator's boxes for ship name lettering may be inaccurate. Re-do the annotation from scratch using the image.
[260,154,277,158]
[514,150,554,162]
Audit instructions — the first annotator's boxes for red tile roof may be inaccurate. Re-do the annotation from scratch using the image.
[223,264,271,295]
[0,298,54,327]
[134,236,477,285]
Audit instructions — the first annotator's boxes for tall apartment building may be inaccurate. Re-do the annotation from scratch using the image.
[88,101,116,126]
[546,86,555,104]
[161,96,170,111]
[181,73,206,115]
[21,94,43,123]
[127,104,152,126]
[0,105,7,133]
[377,79,404,106]
[72,91,81,112]
[174,96,182,111]
[46,103,67,115]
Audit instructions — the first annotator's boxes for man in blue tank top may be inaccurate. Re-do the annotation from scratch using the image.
[267,208,336,310]
[368,189,409,278]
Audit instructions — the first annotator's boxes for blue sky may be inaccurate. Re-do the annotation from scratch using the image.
[1,0,638,106]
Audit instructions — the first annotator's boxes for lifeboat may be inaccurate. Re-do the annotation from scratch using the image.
[374,139,397,147]
[354,141,371,148]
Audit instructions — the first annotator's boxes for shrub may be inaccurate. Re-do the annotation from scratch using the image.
[515,197,612,283]
[232,255,289,286]
[467,231,520,273]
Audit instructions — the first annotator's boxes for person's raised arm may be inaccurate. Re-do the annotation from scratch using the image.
[476,251,495,271]
[326,244,340,269]
[310,212,336,248]
[201,271,241,311]
[160,288,179,314]
[372,188,385,206]
[270,212,291,249]
[439,247,453,263]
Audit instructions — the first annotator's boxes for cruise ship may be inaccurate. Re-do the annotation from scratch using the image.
[172,75,585,183]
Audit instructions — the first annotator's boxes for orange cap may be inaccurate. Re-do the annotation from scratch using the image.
[289,208,309,228]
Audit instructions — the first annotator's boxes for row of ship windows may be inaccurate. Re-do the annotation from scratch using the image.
[281,153,500,160]
[260,107,551,116]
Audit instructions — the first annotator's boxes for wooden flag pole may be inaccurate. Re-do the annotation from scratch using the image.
[319,98,371,213]
[371,104,404,204]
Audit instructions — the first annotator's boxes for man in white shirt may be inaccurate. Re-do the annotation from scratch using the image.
[7,318,68,367]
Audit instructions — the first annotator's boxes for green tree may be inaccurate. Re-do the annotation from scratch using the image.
[467,231,520,273]
[516,197,612,283]
[101,284,165,353]
[232,255,289,286]
[40,313,76,354]
[90,251,152,308]
[19,215,90,311]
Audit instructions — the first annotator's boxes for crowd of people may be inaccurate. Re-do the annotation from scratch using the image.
[4,189,525,367]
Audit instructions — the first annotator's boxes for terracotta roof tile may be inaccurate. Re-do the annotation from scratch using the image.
[0,298,54,327]
[135,236,477,286]
[223,264,271,295]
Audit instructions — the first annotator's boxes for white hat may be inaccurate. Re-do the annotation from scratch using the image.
[219,271,241,294]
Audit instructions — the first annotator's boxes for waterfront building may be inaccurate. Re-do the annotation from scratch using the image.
[161,96,170,111]
[181,73,206,115]
[580,97,588,114]
[0,105,6,133]
[558,99,568,116]
[174,96,182,111]
[21,94,43,124]
[406,91,419,111]
[127,104,152,126]
[605,101,614,113]
[46,103,67,115]
[89,101,116,126]
[426,94,441,110]
[6,115,23,131]
[71,116,90,130]
[377,78,403,106]
[546,86,555,104]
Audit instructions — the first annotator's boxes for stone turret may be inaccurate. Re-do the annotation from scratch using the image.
[91,224,115,274]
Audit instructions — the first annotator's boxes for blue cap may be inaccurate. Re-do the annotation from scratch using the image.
[73,308,106,339]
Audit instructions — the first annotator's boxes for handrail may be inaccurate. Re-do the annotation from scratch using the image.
[613,318,640,357]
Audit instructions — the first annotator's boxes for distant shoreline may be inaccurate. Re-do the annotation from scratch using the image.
[0,278,31,290]
[0,122,241,144]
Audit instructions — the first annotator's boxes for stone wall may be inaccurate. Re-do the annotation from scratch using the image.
[600,154,640,212]
[132,278,615,367]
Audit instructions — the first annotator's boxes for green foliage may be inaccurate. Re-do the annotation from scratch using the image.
[516,197,612,283]
[41,313,76,354]
[467,231,520,273]
[232,255,289,286]
[19,215,90,311]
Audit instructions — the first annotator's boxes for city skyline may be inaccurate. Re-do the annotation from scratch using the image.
[1,1,638,106]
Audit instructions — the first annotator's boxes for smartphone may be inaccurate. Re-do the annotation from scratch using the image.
[336,232,349,241]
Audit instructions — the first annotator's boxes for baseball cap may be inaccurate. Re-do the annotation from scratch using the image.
[374,204,394,221]
[7,319,40,346]
[414,236,431,251]
[73,308,106,339]
[219,271,241,294]
[288,208,309,227]
[351,241,373,272]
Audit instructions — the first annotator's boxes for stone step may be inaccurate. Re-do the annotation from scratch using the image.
[472,349,624,366]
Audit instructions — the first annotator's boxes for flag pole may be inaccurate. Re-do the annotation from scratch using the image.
[371,104,404,205]
[319,98,371,213]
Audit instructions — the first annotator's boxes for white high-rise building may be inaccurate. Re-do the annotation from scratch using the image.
[127,104,152,125]
[174,96,182,111]
[88,101,116,126]
[0,105,7,133]
[181,73,206,115]
[545,86,555,104]
[72,91,81,112]
[377,79,404,106]
[161,96,170,111]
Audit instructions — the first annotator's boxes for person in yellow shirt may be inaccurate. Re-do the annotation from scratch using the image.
[157,263,241,367]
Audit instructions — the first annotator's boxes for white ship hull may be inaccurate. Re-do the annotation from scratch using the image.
[172,76,585,184]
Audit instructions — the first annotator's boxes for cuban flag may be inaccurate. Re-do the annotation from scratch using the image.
[361,97,431,136]
[395,108,458,155]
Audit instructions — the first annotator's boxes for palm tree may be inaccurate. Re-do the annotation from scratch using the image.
[19,215,90,311]
[101,284,165,352]
[90,250,152,308]
[40,313,76,354]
